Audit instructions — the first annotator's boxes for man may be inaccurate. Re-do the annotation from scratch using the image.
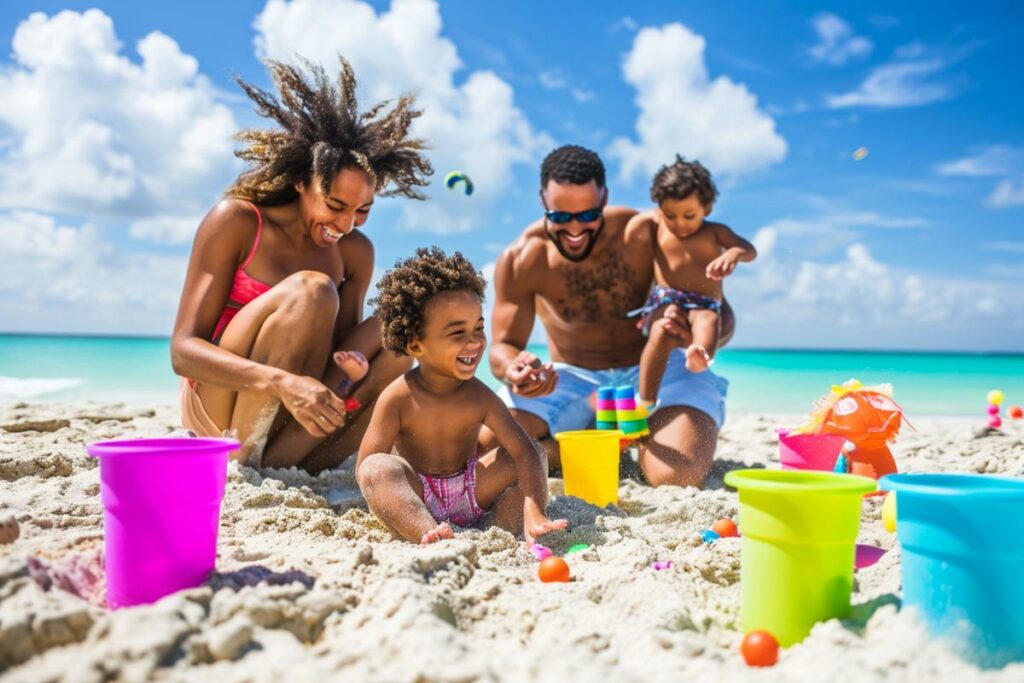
[484,145,734,487]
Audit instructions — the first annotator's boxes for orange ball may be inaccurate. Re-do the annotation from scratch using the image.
[1009,405,1023,420]
[740,630,779,667]
[712,518,739,538]
[538,556,570,583]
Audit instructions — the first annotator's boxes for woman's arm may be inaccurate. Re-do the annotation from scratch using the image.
[169,200,287,396]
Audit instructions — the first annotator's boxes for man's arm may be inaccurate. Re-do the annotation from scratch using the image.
[488,245,557,397]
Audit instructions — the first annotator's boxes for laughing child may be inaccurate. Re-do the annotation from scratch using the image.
[626,157,757,406]
[356,247,567,545]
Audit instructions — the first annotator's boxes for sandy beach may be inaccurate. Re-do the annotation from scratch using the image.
[1,402,1023,682]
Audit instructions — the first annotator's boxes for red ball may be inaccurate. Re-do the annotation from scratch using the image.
[741,630,779,667]
[1009,406,1023,420]
[538,556,570,583]
[989,416,1002,429]
[712,518,739,538]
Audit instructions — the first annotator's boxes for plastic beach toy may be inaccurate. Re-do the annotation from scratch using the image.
[776,428,846,471]
[880,473,1024,668]
[724,469,876,646]
[554,430,622,507]
[613,385,650,439]
[87,437,237,608]
[792,380,908,479]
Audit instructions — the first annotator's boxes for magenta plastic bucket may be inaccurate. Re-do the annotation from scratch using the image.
[776,428,846,471]
[87,438,238,608]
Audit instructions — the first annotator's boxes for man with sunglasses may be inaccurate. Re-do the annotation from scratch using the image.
[485,145,734,488]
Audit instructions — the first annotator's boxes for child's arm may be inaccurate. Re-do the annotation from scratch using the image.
[707,224,757,281]
[482,393,567,542]
[356,381,402,471]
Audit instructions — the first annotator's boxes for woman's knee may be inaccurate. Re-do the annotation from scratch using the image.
[279,270,340,318]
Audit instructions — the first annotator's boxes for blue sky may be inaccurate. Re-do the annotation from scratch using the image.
[1,0,1022,351]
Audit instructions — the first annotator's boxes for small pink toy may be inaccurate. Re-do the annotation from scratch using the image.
[987,404,1000,416]
[529,544,552,560]
[652,560,672,571]
[989,416,1003,429]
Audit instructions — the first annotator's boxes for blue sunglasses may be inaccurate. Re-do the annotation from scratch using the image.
[543,207,603,224]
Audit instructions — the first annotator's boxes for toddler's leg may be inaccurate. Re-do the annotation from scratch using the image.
[684,309,721,373]
[639,309,684,404]
[356,453,453,545]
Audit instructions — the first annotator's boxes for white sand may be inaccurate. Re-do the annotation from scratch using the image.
[2,402,1024,682]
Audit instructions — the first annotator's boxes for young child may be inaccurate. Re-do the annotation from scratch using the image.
[356,247,567,545]
[626,156,757,406]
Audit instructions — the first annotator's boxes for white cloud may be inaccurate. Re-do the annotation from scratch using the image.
[252,0,552,234]
[982,242,1024,253]
[827,49,956,108]
[937,145,1016,177]
[728,232,1024,350]
[571,88,595,103]
[0,10,239,226]
[610,17,639,33]
[809,13,873,66]
[985,176,1024,208]
[754,211,929,258]
[608,23,786,183]
[0,211,185,334]
[937,146,1024,208]
[129,214,205,244]
[538,70,566,90]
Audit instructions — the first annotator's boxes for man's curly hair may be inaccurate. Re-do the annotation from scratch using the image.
[227,57,433,204]
[540,144,605,189]
[371,248,487,355]
[650,156,718,206]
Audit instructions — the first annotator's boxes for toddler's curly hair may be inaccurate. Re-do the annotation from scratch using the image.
[650,156,718,206]
[372,248,486,354]
[228,56,432,204]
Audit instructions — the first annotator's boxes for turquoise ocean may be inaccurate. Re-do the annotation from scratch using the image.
[2,334,1023,417]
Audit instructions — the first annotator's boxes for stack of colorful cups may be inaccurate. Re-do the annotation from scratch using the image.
[614,385,650,439]
[596,386,618,430]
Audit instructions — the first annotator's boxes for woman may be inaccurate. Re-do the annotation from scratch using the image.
[171,58,432,471]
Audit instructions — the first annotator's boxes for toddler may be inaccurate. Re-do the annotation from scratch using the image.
[627,157,756,406]
[357,247,567,545]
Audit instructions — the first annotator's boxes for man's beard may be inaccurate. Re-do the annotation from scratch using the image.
[544,217,605,263]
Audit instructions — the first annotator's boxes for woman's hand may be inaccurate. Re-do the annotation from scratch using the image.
[275,372,349,438]
[505,351,558,398]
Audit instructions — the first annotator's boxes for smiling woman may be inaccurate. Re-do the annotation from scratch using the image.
[170,57,433,472]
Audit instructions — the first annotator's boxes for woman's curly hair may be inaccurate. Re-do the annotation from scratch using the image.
[372,247,487,355]
[227,57,433,204]
[650,155,718,206]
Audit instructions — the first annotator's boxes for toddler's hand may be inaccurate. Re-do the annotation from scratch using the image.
[506,352,558,398]
[706,253,739,281]
[524,513,568,546]
[334,350,369,382]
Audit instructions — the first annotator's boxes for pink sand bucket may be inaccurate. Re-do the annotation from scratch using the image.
[87,437,238,608]
[776,428,846,471]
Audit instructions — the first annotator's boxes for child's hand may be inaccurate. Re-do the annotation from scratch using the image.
[706,252,739,281]
[524,512,568,546]
[506,352,558,398]
[334,350,369,382]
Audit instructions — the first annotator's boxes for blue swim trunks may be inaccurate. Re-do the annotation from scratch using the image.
[499,348,728,435]
[628,286,722,336]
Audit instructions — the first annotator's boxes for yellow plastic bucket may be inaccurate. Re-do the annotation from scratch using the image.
[554,430,623,507]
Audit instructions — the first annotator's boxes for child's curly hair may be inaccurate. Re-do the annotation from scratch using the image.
[650,156,718,206]
[372,248,487,354]
[228,56,433,204]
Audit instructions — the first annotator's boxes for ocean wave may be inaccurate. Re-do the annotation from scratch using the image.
[0,376,83,400]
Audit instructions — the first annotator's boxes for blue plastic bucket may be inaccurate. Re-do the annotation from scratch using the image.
[879,473,1024,668]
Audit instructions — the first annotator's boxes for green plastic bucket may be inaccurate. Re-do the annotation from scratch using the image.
[724,469,877,646]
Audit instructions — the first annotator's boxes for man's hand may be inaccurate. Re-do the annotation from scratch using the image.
[657,305,695,346]
[505,351,558,398]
